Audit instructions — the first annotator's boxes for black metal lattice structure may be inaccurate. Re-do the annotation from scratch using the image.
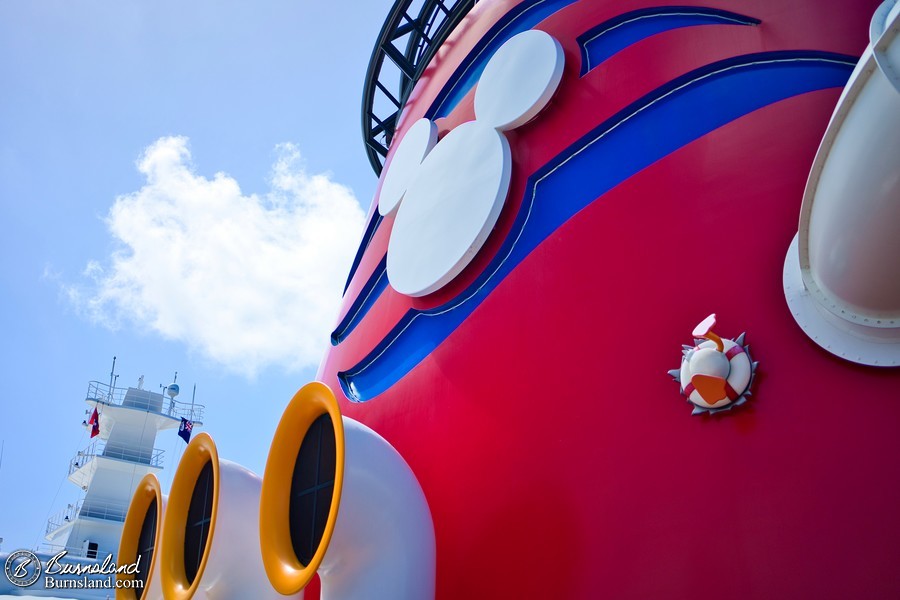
[362,0,476,174]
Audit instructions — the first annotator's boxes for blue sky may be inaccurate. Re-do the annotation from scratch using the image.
[0,0,392,553]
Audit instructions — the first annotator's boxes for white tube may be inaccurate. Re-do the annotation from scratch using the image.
[872,0,900,92]
[118,474,166,600]
[260,382,435,600]
[160,433,298,600]
[785,0,900,365]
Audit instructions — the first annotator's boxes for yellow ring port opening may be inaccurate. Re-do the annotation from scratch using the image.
[161,432,220,600]
[117,473,163,600]
[260,381,345,595]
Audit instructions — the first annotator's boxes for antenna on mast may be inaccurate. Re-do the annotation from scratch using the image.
[108,356,117,390]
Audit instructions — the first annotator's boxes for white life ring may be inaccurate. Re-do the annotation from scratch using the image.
[679,339,752,409]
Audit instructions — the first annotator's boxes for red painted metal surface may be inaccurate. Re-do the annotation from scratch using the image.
[317,1,900,597]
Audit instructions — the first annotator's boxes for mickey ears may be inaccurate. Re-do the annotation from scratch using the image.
[377,30,564,219]
[377,29,566,297]
[378,118,438,217]
[474,29,565,131]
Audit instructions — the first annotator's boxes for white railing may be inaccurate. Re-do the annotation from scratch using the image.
[79,498,129,523]
[69,439,165,476]
[46,497,130,536]
[45,501,81,536]
[40,542,116,560]
[86,380,205,422]
[40,543,71,554]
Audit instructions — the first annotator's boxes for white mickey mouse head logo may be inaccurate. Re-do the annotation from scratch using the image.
[380,29,565,297]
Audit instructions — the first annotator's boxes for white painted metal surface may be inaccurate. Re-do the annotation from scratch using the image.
[785,235,900,365]
[787,0,900,365]
[872,0,900,92]
[190,459,288,600]
[317,417,435,600]
[473,29,565,131]
[387,121,510,296]
[162,450,295,600]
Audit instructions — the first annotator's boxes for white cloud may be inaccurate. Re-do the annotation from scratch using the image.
[67,136,366,377]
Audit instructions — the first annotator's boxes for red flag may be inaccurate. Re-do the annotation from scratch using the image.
[88,407,100,438]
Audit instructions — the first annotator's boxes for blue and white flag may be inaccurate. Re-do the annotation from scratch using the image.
[178,418,193,444]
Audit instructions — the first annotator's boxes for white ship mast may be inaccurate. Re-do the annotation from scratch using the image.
[44,358,205,561]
